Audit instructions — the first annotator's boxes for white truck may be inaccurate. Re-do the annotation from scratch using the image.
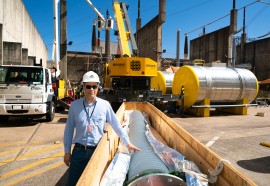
[0,65,56,122]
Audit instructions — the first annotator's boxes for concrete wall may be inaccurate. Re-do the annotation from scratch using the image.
[190,26,230,63]
[3,42,21,65]
[136,16,162,68]
[0,0,47,66]
[66,51,102,83]
[236,37,270,81]
[189,26,270,81]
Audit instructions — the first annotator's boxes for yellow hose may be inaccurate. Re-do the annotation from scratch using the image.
[260,142,270,148]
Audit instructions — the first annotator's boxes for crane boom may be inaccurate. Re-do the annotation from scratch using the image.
[85,0,105,22]
[53,0,60,77]
[113,2,138,56]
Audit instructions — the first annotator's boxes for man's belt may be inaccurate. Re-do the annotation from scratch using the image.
[74,143,97,150]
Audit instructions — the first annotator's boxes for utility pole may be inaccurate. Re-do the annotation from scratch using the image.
[136,0,141,51]
[60,0,67,81]
[241,7,247,64]
[228,0,238,67]
[136,0,141,31]
[176,29,180,67]
[105,10,111,63]
[184,34,188,60]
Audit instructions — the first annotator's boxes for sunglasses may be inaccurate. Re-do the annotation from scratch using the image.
[85,85,98,90]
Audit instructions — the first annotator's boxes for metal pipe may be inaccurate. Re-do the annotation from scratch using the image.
[195,66,257,104]
[192,104,258,108]
[172,66,258,107]
[127,110,168,180]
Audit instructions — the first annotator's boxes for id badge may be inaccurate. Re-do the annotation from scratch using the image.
[87,123,93,133]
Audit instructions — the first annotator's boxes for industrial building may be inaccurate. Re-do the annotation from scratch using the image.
[1,0,269,99]
[0,0,47,66]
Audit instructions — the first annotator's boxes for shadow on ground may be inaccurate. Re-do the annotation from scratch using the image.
[55,169,69,186]
[0,117,39,127]
[237,156,270,173]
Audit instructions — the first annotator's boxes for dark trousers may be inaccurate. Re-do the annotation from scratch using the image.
[66,146,95,186]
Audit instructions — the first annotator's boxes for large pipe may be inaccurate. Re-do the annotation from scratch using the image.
[151,71,175,94]
[128,110,168,180]
[172,66,258,107]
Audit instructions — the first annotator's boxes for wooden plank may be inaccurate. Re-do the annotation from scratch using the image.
[136,102,255,185]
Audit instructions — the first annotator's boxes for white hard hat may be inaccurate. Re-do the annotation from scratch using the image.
[82,71,100,83]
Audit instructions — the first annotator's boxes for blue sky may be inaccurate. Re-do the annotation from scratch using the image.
[22,0,270,59]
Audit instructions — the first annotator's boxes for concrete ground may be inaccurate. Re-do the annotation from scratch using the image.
[0,111,68,186]
[0,106,268,185]
[171,106,270,186]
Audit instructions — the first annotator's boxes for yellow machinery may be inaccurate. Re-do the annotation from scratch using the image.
[102,2,162,107]
[108,56,157,77]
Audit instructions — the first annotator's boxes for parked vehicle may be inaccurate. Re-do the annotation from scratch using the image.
[0,65,55,122]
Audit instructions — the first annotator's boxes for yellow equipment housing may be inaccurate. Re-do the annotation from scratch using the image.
[57,79,66,99]
[108,56,157,77]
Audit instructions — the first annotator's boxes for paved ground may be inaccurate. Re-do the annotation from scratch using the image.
[0,106,269,186]
[0,111,68,186]
[171,106,270,186]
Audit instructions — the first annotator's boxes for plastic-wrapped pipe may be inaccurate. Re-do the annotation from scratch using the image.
[127,110,169,180]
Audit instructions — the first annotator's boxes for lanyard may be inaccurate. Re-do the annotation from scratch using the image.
[83,100,97,122]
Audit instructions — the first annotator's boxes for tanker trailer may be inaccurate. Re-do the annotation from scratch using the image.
[172,66,258,116]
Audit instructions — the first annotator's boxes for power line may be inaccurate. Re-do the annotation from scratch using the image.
[238,1,258,10]
[245,5,269,28]
[185,13,230,35]
[168,0,217,17]
[256,0,270,5]
[184,0,266,35]
[257,31,270,38]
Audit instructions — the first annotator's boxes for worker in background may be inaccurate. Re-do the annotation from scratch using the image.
[63,71,141,186]
[179,86,185,118]
[66,79,73,104]
[75,81,83,99]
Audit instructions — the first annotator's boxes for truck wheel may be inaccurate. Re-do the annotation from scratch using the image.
[45,102,55,122]
[0,116,9,122]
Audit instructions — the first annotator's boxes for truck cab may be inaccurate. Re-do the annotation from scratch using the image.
[0,65,55,122]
